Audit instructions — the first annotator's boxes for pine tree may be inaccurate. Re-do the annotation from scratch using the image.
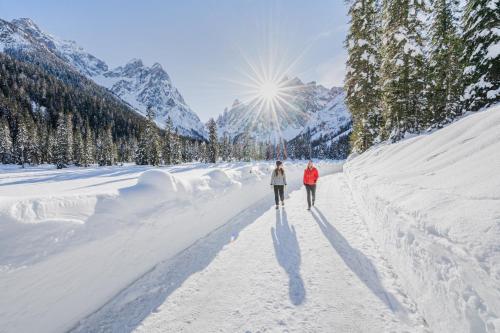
[163,116,173,165]
[199,141,208,163]
[54,114,71,169]
[46,130,55,165]
[171,131,182,164]
[73,129,84,166]
[462,0,500,111]
[220,134,231,161]
[98,127,115,166]
[207,118,218,163]
[15,115,31,167]
[380,0,428,140]
[82,124,94,167]
[136,108,161,165]
[29,122,41,165]
[345,0,383,152]
[65,113,73,164]
[192,140,200,161]
[0,118,13,164]
[427,0,463,126]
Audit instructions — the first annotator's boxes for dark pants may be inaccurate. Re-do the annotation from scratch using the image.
[274,185,284,205]
[305,184,316,208]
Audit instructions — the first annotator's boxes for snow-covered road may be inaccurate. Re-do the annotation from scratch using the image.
[72,173,427,333]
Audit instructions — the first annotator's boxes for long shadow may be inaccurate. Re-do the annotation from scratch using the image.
[69,199,272,333]
[311,208,405,313]
[271,209,306,305]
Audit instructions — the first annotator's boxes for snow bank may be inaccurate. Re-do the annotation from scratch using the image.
[0,160,341,333]
[345,106,500,332]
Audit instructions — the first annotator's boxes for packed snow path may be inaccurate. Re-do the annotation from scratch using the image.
[73,173,427,333]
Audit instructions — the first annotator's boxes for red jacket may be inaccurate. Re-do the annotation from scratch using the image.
[303,167,319,185]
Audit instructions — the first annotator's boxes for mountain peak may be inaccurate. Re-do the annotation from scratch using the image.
[151,62,163,69]
[11,17,40,31]
[126,58,144,67]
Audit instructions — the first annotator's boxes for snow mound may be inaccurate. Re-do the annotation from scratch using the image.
[2,196,98,225]
[345,105,500,332]
[137,169,189,196]
[204,169,236,188]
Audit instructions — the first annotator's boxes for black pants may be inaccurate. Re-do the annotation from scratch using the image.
[274,185,285,205]
[305,184,316,208]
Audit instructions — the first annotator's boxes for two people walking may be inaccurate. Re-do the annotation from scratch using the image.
[270,160,319,210]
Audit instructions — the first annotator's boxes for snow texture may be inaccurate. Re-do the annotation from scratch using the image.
[71,173,427,333]
[0,161,341,333]
[345,105,500,332]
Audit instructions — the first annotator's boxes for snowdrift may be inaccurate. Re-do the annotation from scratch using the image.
[0,161,341,333]
[345,106,500,332]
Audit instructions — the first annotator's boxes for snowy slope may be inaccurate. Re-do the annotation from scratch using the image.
[93,59,206,138]
[0,161,341,333]
[345,105,500,332]
[9,18,108,76]
[216,80,351,143]
[0,17,206,139]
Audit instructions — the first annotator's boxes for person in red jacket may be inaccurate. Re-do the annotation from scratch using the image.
[303,160,319,210]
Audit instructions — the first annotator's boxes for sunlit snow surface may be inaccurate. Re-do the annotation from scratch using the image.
[345,105,500,332]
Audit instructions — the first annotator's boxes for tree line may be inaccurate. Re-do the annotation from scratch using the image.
[345,0,499,152]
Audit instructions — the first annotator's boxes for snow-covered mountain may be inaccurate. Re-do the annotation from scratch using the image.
[92,59,206,139]
[0,18,206,139]
[216,78,351,144]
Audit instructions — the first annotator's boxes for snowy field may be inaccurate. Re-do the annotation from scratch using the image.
[0,160,343,332]
[0,106,499,333]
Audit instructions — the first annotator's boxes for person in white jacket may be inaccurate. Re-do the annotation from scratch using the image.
[270,160,287,209]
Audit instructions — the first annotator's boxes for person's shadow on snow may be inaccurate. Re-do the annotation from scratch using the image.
[311,207,405,313]
[271,209,306,305]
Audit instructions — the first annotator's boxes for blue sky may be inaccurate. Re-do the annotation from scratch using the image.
[0,0,348,121]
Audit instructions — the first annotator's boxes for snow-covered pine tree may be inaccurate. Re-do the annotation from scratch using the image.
[199,141,208,163]
[191,140,198,162]
[65,114,73,165]
[73,129,84,166]
[54,114,71,169]
[136,107,161,166]
[15,115,30,167]
[462,0,500,111]
[380,0,428,140]
[171,131,182,164]
[345,0,383,152]
[82,124,94,167]
[163,116,173,165]
[220,134,231,161]
[45,130,55,165]
[101,127,115,166]
[36,124,49,164]
[29,121,41,166]
[207,118,218,163]
[0,118,13,164]
[427,0,463,126]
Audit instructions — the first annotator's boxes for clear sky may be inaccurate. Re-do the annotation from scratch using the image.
[0,0,348,121]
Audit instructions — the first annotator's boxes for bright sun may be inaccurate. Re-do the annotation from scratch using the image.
[259,81,279,102]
